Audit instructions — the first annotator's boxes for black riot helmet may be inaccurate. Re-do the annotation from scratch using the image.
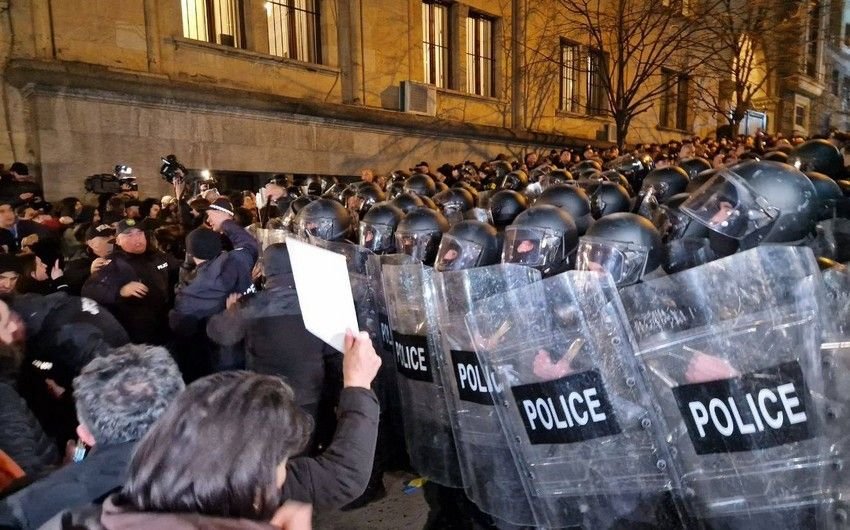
[387,180,406,199]
[434,220,500,272]
[600,170,634,195]
[359,202,404,253]
[682,160,817,249]
[294,198,353,242]
[540,168,573,189]
[658,194,716,274]
[490,160,513,181]
[763,151,789,164]
[390,169,411,183]
[501,170,529,191]
[605,153,653,191]
[395,207,450,265]
[677,157,712,180]
[488,190,529,230]
[404,173,437,197]
[589,181,631,219]
[576,212,663,287]
[503,205,578,277]
[635,166,689,220]
[453,181,479,203]
[573,159,602,173]
[788,139,844,179]
[806,171,843,221]
[434,188,475,225]
[685,168,716,194]
[280,195,316,232]
[537,184,593,235]
[391,192,425,214]
[419,195,438,211]
[575,167,602,181]
[353,182,386,218]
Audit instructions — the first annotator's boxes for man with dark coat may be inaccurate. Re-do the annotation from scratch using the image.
[63,224,115,296]
[0,198,51,253]
[81,219,174,345]
[169,198,258,380]
[206,243,325,419]
[0,344,184,530]
[11,291,130,450]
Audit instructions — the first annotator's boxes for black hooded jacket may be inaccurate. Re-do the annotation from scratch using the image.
[206,244,325,408]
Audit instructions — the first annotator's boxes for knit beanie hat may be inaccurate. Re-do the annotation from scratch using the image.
[186,228,222,261]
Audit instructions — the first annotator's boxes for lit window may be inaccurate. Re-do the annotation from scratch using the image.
[466,13,495,97]
[795,104,807,128]
[181,0,244,48]
[660,69,689,130]
[265,0,321,63]
[560,41,579,113]
[423,2,450,88]
[586,49,607,116]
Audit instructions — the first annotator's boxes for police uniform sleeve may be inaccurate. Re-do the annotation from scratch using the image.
[80,261,126,306]
[280,387,380,509]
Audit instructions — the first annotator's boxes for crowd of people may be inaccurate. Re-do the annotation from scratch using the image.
[0,125,847,529]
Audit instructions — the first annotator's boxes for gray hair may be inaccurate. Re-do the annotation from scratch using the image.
[73,344,185,446]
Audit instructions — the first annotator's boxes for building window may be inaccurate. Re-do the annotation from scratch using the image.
[586,48,607,116]
[181,0,245,48]
[795,104,807,128]
[660,69,689,130]
[845,23,850,47]
[265,0,321,63]
[466,13,496,97]
[804,1,821,78]
[832,69,840,96]
[559,40,579,113]
[422,1,450,88]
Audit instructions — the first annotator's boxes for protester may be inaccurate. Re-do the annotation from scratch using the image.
[0,344,184,530]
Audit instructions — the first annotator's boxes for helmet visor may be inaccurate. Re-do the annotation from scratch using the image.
[434,234,483,272]
[660,205,693,241]
[681,169,779,239]
[395,231,441,262]
[575,236,649,286]
[359,222,394,253]
[635,185,665,221]
[440,204,466,226]
[297,217,340,242]
[502,227,562,269]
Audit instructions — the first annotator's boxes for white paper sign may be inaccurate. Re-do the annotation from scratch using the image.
[285,237,359,353]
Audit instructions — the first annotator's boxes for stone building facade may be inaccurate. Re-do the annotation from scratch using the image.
[0,0,845,199]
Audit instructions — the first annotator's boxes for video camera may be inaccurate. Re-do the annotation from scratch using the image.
[160,154,187,184]
[84,164,138,195]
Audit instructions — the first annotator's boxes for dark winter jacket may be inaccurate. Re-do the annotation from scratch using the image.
[10,292,131,449]
[0,442,135,530]
[169,220,258,336]
[11,292,130,389]
[43,387,379,528]
[81,249,172,345]
[0,220,52,253]
[206,248,324,408]
[0,383,57,482]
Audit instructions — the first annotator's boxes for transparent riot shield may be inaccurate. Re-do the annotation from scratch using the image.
[819,264,850,520]
[620,245,832,528]
[382,262,463,487]
[251,227,289,251]
[366,253,419,472]
[434,264,541,526]
[465,271,681,529]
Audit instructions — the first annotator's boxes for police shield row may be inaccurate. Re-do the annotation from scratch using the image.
[259,158,848,530]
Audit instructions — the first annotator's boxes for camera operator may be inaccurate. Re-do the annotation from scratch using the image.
[81,219,175,345]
